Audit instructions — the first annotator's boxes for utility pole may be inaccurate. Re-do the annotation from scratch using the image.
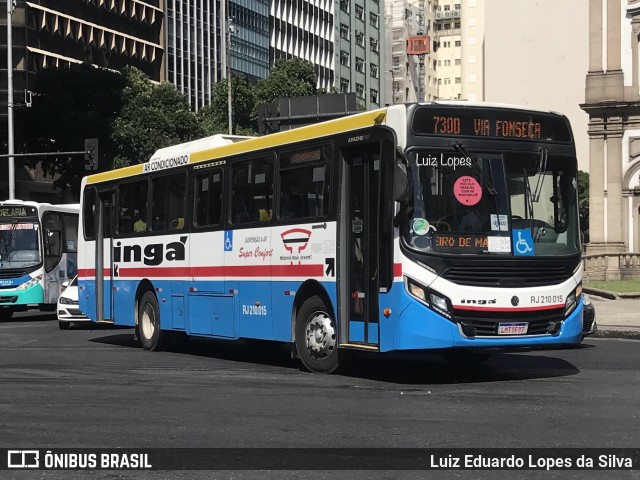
[220,0,233,135]
[6,0,15,199]
[227,16,234,135]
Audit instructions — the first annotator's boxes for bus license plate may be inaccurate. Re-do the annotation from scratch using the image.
[497,322,528,335]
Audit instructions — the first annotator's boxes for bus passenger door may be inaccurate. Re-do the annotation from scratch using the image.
[96,190,115,322]
[41,212,64,304]
[340,141,382,348]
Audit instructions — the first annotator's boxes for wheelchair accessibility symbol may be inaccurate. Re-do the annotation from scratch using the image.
[512,229,534,256]
[224,230,233,251]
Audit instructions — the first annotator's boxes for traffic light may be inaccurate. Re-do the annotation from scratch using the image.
[84,138,98,171]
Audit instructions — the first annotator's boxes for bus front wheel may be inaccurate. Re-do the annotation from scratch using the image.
[138,291,168,351]
[295,295,340,373]
[0,308,13,321]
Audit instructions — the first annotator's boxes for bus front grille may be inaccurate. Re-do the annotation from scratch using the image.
[453,308,565,336]
[0,296,18,304]
[0,271,27,279]
[442,265,571,288]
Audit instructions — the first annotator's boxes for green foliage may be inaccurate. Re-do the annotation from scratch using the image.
[16,65,126,194]
[254,58,318,105]
[198,75,257,135]
[577,170,589,242]
[584,280,640,293]
[112,67,204,167]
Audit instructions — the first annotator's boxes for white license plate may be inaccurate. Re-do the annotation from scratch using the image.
[497,322,529,335]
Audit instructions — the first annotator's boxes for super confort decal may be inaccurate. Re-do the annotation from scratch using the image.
[143,154,189,173]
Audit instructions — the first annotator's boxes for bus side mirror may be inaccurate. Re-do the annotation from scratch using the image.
[394,149,410,202]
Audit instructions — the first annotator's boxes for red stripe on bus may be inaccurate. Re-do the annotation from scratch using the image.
[80,263,398,279]
[77,268,110,277]
[119,267,191,277]
[393,263,402,277]
[453,304,564,312]
[80,264,325,278]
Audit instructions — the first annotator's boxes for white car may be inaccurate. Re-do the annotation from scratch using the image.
[57,276,89,329]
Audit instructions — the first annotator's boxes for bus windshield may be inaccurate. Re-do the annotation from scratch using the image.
[402,149,581,256]
[0,222,42,269]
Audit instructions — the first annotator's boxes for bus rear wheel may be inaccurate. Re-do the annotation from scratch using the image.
[295,295,340,373]
[138,291,168,351]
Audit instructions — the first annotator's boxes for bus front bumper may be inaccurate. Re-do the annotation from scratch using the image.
[0,283,45,308]
[392,299,583,351]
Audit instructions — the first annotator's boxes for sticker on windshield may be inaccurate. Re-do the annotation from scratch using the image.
[412,218,434,236]
[490,214,508,232]
[512,229,534,256]
[488,236,511,253]
[0,223,35,230]
[453,176,482,206]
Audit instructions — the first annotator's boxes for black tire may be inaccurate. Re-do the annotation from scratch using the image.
[442,350,492,366]
[295,295,340,373]
[138,291,169,351]
[0,309,13,321]
[58,321,71,330]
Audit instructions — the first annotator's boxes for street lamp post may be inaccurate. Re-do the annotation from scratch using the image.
[227,17,234,135]
[6,0,16,199]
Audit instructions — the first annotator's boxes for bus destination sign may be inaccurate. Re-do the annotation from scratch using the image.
[432,233,488,254]
[0,205,37,218]
[413,107,572,142]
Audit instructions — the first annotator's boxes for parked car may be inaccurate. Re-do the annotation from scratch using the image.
[57,276,89,329]
[582,294,597,337]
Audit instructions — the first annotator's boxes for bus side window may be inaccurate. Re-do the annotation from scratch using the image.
[62,213,78,253]
[231,156,274,225]
[42,212,62,272]
[117,180,148,235]
[151,173,186,233]
[279,145,331,220]
[194,170,223,227]
[83,187,97,240]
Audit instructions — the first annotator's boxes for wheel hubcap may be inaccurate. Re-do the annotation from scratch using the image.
[305,312,336,359]
[141,305,155,340]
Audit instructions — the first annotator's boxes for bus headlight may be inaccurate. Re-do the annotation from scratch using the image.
[405,277,452,319]
[564,283,581,317]
[17,275,43,291]
[407,280,427,301]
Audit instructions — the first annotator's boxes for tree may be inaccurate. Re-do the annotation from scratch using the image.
[111,67,203,168]
[198,74,257,135]
[578,170,589,243]
[254,58,318,105]
[16,65,126,194]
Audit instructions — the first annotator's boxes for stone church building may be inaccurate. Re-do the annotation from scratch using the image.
[582,0,640,279]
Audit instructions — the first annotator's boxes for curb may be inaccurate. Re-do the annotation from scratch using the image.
[593,328,640,341]
[583,287,640,300]
[583,287,619,299]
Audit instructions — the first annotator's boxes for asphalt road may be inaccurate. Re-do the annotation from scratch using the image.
[1,313,640,479]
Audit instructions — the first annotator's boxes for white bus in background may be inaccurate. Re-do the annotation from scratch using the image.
[0,200,80,320]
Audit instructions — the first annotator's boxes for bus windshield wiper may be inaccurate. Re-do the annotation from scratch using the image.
[453,143,497,195]
[5,220,18,248]
[532,147,548,202]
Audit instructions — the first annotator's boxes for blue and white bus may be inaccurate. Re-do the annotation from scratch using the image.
[77,102,583,372]
[0,200,80,320]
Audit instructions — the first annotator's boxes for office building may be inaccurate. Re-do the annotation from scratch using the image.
[0,0,164,200]
[384,0,437,105]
